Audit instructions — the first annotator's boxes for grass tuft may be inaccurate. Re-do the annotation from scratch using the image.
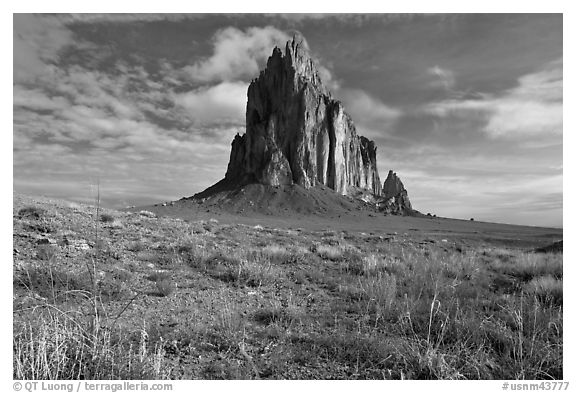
[315,244,343,261]
[525,275,562,306]
[13,312,171,379]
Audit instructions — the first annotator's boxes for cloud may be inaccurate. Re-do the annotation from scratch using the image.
[377,154,562,226]
[14,66,154,146]
[174,81,248,125]
[183,26,291,83]
[424,60,562,138]
[13,33,239,205]
[338,89,402,138]
[427,65,455,90]
[43,67,142,119]
[13,14,75,83]
[61,14,201,24]
[267,13,420,26]
[13,85,70,112]
[174,26,342,94]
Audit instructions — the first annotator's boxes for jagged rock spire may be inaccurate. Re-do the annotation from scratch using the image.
[223,36,383,197]
[383,170,405,197]
[379,170,412,213]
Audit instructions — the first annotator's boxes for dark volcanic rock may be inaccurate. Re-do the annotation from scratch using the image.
[377,170,413,214]
[193,35,416,216]
[224,36,382,196]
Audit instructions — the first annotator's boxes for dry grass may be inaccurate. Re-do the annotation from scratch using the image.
[525,275,562,305]
[315,244,343,260]
[13,195,563,380]
[13,311,171,379]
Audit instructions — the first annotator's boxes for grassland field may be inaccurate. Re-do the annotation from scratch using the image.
[12,194,563,379]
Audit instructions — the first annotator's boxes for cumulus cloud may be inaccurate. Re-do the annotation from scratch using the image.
[184,26,291,83]
[173,81,248,125]
[424,60,562,138]
[180,26,340,91]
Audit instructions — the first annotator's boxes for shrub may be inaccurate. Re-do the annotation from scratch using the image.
[126,241,146,253]
[147,271,175,297]
[138,251,175,267]
[252,306,299,326]
[156,278,176,297]
[100,214,115,223]
[24,221,55,234]
[36,245,57,261]
[110,268,132,283]
[186,250,282,288]
[18,206,45,220]
[98,276,131,301]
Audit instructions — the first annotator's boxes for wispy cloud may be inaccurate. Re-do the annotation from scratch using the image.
[424,60,562,138]
[13,14,75,83]
[427,65,455,90]
[61,13,202,24]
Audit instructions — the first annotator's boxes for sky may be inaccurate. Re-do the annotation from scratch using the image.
[12,13,563,227]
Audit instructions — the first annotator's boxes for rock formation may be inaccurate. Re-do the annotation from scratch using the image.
[224,36,382,196]
[194,35,414,215]
[378,170,413,214]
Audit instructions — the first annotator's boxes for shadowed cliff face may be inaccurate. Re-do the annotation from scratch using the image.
[380,170,413,214]
[225,37,382,196]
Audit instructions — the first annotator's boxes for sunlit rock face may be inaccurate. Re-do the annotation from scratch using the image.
[225,36,382,196]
